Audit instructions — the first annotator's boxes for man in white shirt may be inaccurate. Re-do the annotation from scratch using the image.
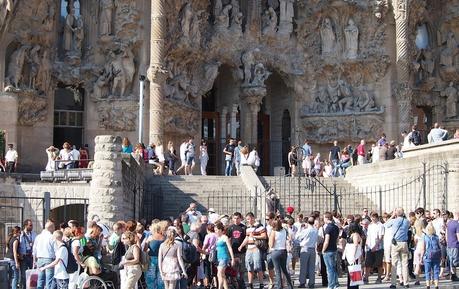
[208,208,220,224]
[428,123,448,143]
[33,221,56,289]
[297,216,318,289]
[185,202,202,225]
[71,145,80,168]
[364,212,385,283]
[5,143,18,173]
[39,230,69,289]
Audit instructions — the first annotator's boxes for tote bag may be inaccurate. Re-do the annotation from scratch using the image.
[348,264,364,286]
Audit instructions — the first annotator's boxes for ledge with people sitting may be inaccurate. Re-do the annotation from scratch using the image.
[402,138,459,159]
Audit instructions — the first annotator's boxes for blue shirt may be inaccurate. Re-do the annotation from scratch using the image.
[385,217,410,242]
[19,230,37,255]
[302,144,312,156]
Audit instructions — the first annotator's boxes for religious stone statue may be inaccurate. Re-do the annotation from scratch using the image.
[37,50,52,92]
[190,13,202,47]
[241,49,258,85]
[230,0,240,27]
[320,18,336,57]
[252,63,271,87]
[109,45,136,98]
[93,67,112,99]
[262,7,278,36]
[414,49,434,83]
[64,6,76,52]
[278,0,294,35]
[100,0,114,36]
[344,18,359,59]
[440,82,458,118]
[6,45,30,89]
[181,3,193,39]
[440,32,458,70]
[214,0,222,18]
[74,17,84,55]
[28,45,41,89]
[268,0,280,10]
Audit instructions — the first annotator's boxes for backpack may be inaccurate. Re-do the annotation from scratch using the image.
[177,238,199,264]
[410,131,421,145]
[139,246,150,272]
[62,240,79,274]
[424,235,441,261]
[111,239,126,265]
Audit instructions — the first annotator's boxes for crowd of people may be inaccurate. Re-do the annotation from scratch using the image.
[44,142,90,171]
[123,137,261,177]
[4,203,459,289]
[287,124,459,178]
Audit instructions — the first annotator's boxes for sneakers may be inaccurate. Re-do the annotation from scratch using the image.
[375,277,382,284]
[413,280,420,285]
[363,277,369,284]
[298,284,306,288]
[389,285,396,288]
[452,274,459,282]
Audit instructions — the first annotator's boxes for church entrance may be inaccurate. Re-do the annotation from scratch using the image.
[53,85,85,149]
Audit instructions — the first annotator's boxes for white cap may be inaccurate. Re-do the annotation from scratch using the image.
[208,208,215,213]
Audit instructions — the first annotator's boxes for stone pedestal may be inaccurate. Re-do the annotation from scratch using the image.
[0,93,18,148]
[87,135,124,226]
[240,85,266,145]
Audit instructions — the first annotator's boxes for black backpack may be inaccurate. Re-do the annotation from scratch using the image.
[112,239,126,265]
[62,240,78,274]
[177,238,198,264]
[410,131,421,145]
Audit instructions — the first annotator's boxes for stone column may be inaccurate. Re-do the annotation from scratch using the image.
[230,104,239,138]
[393,0,413,133]
[240,86,266,145]
[88,135,124,226]
[148,0,168,145]
[220,106,228,141]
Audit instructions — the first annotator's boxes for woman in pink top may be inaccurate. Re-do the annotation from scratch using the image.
[202,223,218,289]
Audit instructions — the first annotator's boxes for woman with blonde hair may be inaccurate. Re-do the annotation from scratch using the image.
[120,231,142,289]
[158,227,187,289]
[412,219,425,285]
[421,224,442,289]
[145,222,166,289]
[166,141,178,175]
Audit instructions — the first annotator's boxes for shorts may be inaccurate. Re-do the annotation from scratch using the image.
[292,245,301,259]
[245,249,263,272]
[447,247,459,268]
[218,259,230,268]
[186,156,194,165]
[365,249,384,268]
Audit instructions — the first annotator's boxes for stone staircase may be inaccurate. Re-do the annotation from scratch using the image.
[144,175,250,218]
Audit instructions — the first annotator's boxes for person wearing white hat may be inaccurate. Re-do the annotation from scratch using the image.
[45,146,59,171]
[208,208,219,224]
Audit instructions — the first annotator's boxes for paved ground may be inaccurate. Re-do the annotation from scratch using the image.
[288,274,459,288]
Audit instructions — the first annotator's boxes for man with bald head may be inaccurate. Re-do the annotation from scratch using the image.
[385,208,410,288]
[33,221,56,289]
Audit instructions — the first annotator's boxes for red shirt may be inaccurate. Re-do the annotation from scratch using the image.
[356,144,366,156]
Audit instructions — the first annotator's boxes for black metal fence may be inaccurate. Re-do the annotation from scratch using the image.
[121,155,145,221]
[262,161,451,216]
[0,193,88,258]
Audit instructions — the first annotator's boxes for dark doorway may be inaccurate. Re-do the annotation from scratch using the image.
[258,113,270,176]
[53,86,85,148]
[50,203,87,228]
[414,106,432,144]
[202,89,220,175]
[281,110,291,172]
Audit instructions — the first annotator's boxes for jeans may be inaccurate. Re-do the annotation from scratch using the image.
[20,255,33,289]
[37,258,55,289]
[225,160,233,176]
[424,259,441,281]
[271,250,293,289]
[299,250,316,287]
[323,251,339,289]
[9,262,19,289]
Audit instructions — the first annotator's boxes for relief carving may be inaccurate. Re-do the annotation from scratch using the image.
[97,103,138,131]
[100,0,114,36]
[344,19,359,59]
[164,101,200,136]
[440,82,458,119]
[320,18,337,57]
[17,90,48,126]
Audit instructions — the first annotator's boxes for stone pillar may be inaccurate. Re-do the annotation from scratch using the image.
[240,86,266,145]
[394,0,413,133]
[220,106,228,141]
[230,104,239,138]
[88,135,124,226]
[148,0,168,145]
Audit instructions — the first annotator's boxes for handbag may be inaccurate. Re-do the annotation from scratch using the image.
[348,264,364,286]
[26,269,39,289]
[255,238,269,251]
[208,247,217,264]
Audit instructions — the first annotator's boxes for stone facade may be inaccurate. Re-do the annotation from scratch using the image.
[0,0,459,173]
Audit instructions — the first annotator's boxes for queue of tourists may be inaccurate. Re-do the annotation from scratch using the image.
[3,202,459,289]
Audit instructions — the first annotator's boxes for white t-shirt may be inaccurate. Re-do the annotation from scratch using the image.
[366,222,384,251]
[5,149,18,162]
[71,239,83,255]
[179,143,187,161]
[54,245,69,280]
[383,224,393,248]
[71,149,80,161]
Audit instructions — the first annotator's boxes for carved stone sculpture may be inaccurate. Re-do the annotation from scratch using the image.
[110,45,136,98]
[5,45,30,89]
[64,6,76,52]
[97,104,138,131]
[262,7,278,36]
[214,0,222,18]
[251,63,271,87]
[36,50,52,92]
[344,19,359,59]
[28,45,41,89]
[100,0,114,36]
[17,90,48,126]
[180,3,193,40]
[230,0,240,27]
[241,49,258,85]
[190,13,202,47]
[278,0,294,35]
[215,4,232,31]
[440,82,458,118]
[320,18,336,57]
[414,49,434,83]
[74,17,84,56]
[440,32,458,71]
